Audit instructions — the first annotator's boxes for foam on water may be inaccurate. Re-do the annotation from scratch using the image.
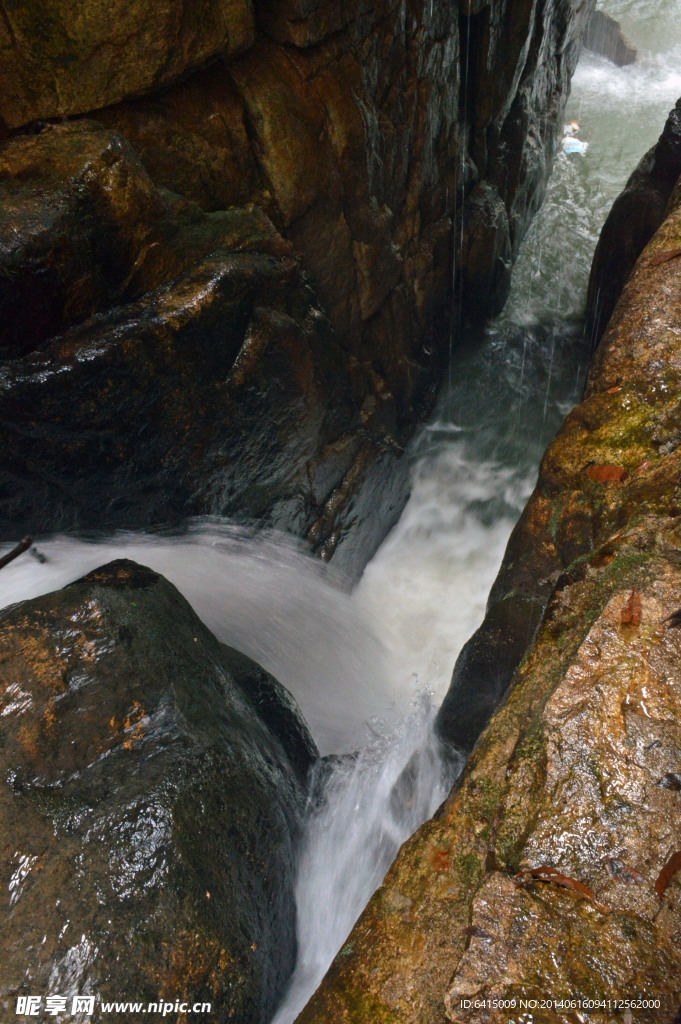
[271,700,458,1024]
[0,524,404,756]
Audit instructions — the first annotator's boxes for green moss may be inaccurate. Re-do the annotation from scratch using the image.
[341,985,400,1024]
[604,549,650,584]
[455,851,482,890]
[474,776,504,821]
[497,819,527,871]
[512,721,547,766]
[587,391,655,456]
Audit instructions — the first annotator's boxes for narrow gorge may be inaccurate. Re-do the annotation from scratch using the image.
[1,1,680,1022]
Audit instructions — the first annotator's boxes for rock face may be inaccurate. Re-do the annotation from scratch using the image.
[0,0,254,130]
[0,122,408,578]
[586,97,681,349]
[0,559,317,1023]
[583,10,637,66]
[0,0,595,576]
[296,125,681,1024]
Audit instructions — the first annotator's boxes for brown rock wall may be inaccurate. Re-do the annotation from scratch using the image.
[0,0,595,572]
[0,0,254,130]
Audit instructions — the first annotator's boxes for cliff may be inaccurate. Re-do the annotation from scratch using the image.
[0,0,595,576]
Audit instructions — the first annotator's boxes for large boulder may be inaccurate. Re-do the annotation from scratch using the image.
[0,0,596,577]
[296,118,681,1024]
[0,121,288,360]
[0,559,317,1023]
[0,123,408,579]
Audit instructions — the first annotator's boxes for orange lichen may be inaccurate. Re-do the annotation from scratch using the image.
[430,848,452,873]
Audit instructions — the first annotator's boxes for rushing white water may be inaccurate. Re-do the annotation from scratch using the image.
[2,4,680,1021]
[0,524,407,756]
[271,703,458,1024]
[0,525,461,1024]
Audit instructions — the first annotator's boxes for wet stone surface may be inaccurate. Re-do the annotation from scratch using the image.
[0,560,317,1023]
[0,0,595,579]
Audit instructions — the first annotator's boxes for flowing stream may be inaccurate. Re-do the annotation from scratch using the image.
[1,1,679,1019]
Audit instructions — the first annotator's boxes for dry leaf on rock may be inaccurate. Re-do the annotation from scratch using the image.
[514,865,611,913]
[655,851,681,899]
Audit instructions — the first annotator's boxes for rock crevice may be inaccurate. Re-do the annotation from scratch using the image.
[296,105,681,1024]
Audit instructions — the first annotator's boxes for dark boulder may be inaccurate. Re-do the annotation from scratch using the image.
[435,481,563,750]
[0,121,291,361]
[435,592,545,752]
[586,97,681,348]
[583,10,637,66]
[0,0,597,581]
[0,559,317,1023]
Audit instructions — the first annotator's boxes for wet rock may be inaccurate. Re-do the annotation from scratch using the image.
[0,559,317,1023]
[0,121,288,360]
[74,0,594,416]
[0,123,406,578]
[296,118,681,1024]
[94,67,272,218]
[95,9,461,418]
[445,100,681,749]
[583,10,637,66]
[436,592,545,752]
[586,97,681,347]
[0,0,596,579]
[457,0,594,258]
[459,182,513,318]
[0,0,254,130]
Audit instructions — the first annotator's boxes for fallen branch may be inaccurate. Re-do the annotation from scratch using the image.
[0,536,33,571]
